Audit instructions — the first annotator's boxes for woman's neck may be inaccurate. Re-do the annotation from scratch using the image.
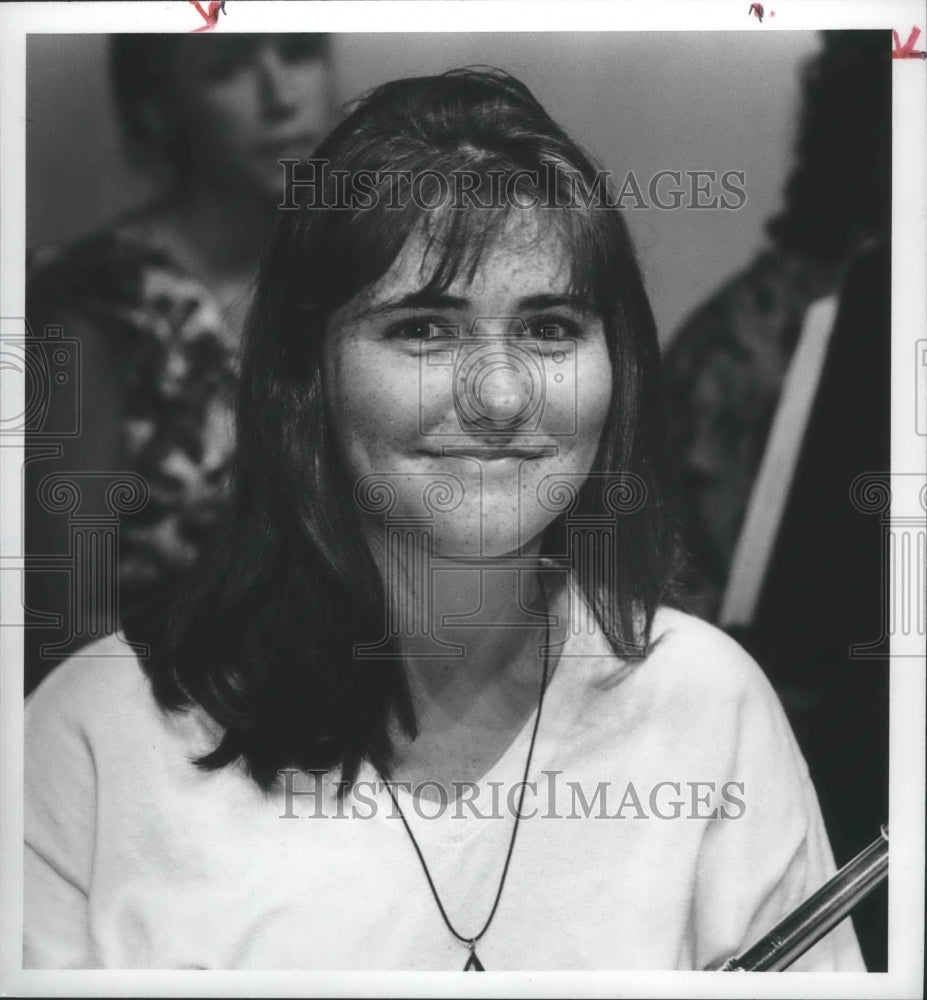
[161,180,273,287]
[127,180,275,346]
[384,559,566,793]
[126,178,272,292]
[401,561,550,682]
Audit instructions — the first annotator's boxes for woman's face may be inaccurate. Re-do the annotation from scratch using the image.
[323,212,614,560]
[169,35,330,200]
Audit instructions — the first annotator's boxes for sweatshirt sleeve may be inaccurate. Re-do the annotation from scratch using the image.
[690,643,867,972]
[24,661,100,968]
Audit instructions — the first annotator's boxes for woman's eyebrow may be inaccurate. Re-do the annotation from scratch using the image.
[517,294,593,312]
[365,291,469,316]
[363,291,595,318]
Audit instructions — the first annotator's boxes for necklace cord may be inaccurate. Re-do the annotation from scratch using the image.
[384,618,553,947]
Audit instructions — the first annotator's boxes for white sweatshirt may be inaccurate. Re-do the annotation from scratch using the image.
[24,606,865,971]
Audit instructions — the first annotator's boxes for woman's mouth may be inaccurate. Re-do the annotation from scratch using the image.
[422,444,557,462]
[257,134,318,159]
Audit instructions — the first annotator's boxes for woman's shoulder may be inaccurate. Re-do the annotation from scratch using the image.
[28,211,229,338]
[575,602,782,718]
[643,605,781,708]
[25,635,203,758]
[28,635,144,716]
[618,607,811,779]
[30,218,174,294]
[29,220,236,392]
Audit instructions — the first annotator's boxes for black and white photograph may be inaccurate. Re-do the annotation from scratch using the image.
[0,1,924,995]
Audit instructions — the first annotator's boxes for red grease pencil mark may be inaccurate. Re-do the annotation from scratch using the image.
[892,27,927,60]
[189,0,227,32]
[748,4,774,23]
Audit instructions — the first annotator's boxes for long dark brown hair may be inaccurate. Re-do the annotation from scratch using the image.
[145,68,680,790]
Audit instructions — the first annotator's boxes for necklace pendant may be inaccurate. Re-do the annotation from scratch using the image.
[464,942,485,971]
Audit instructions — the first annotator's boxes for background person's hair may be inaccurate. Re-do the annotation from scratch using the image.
[144,68,681,791]
[109,34,189,183]
[765,30,891,261]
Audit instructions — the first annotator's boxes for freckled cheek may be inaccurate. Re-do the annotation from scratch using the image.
[417,370,454,435]
[586,372,614,446]
[181,107,256,164]
[290,69,330,127]
[570,348,614,460]
[326,347,425,471]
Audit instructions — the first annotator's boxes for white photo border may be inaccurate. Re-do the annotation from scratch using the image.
[1,2,924,997]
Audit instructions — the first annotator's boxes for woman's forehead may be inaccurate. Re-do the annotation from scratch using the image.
[356,210,575,310]
[179,33,327,69]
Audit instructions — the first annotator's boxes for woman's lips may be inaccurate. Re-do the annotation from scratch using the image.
[257,135,317,159]
[422,444,556,461]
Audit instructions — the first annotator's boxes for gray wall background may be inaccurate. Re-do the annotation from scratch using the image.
[27,31,821,344]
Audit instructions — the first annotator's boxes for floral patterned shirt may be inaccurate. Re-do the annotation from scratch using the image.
[27,225,238,613]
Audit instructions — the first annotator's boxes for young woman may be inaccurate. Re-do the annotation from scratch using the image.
[24,68,865,972]
[25,34,332,689]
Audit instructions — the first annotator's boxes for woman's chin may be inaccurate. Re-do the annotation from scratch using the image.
[429,527,546,562]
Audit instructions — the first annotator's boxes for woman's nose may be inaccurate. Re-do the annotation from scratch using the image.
[460,349,537,430]
[257,48,299,117]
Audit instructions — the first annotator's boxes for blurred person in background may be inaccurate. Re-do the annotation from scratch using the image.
[663,31,890,620]
[25,34,334,692]
[662,31,891,969]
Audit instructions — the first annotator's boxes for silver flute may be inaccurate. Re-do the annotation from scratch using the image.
[721,824,889,971]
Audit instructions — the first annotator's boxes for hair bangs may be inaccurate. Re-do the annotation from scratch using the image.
[294,159,622,317]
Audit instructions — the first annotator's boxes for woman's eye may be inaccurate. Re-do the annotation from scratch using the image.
[199,59,247,84]
[196,41,256,83]
[388,321,431,341]
[385,319,456,341]
[277,36,329,63]
[526,316,580,340]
